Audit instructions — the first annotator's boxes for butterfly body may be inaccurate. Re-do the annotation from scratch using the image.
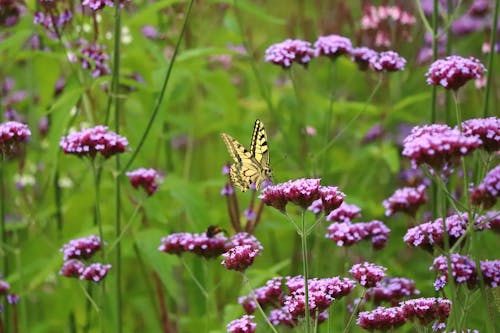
[221,120,272,192]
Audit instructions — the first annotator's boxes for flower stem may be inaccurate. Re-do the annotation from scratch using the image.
[300,209,311,333]
[0,153,9,331]
[241,273,279,333]
[342,289,366,333]
[91,161,105,259]
[482,0,500,118]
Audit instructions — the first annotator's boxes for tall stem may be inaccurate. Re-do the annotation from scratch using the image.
[482,0,500,117]
[0,153,8,331]
[300,210,310,333]
[91,161,105,258]
[242,274,279,333]
[342,290,366,333]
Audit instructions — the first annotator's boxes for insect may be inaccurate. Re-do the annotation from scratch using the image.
[221,119,273,192]
[206,225,226,238]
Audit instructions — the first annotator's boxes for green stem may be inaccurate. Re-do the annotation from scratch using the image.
[300,210,311,333]
[342,290,366,333]
[482,0,500,118]
[91,161,105,259]
[242,273,279,333]
[123,0,195,171]
[0,153,9,331]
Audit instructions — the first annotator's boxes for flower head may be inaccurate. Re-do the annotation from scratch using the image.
[81,0,127,11]
[126,168,162,196]
[158,232,228,258]
[268,308,297,327]
[319,186,345,214]
[400,297,452,325]
[264,39,314,68]
[0,121,31,155]
[383,185,427,217]
[79,263,112,282]
[79,43,111,77]
[238,277,283,314]
[60,235,103,260]
[470,164,500,209]
[227,315,256,333]
[430,254,477,290]
[402,124,482,170]
[351,47,378,70]
[326,220,390,250]
[480,260,500,287]
[221,245,261,271]
[425,56,486,90]
[369,51,406,72]
[326,202,362,222]
[260,178,322,211]
[0,280,10,295]
[349,262,387,288]
[462,117,500,152]
[313,35,352,58]
[365,277,420,305]
[357,306,406,331]
[59,259,85,278]
[60,125,129,159]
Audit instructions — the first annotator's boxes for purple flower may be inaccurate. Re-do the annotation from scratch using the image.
[81,0,125,11]
[470,164,500,209]
[478,211,500,233]
[357,306,406,331]
[268,308,297,327]
[260,178,321,211]
[79,263,112,282]
[403,213,470,251]
[307,199,323,215]
[0,121,31,155]
[425,56,486,90]
[141,25,159,40]
[60,125,129,159]
[79,43,111,77]
[227,315,256,333]
[402,124,482,170]
[0,280,10,295]
[370,51,406,72]
[126,168,162,196]
[221,245,261,271]
[0,1,26,27]
[318,186,345,214]
[480,260,500,287]
[33,9,72,36]
[351,47,378,70]
[238,277,283,314]
[6,294,19,305]
[59,259,86,278]
[365,277,420,305]
[326,220,390,250]
[383,185,427,217]
[430,254,477,290]
[326,202,362,222]
[349,262,387,288]
[60,235,103,260]
[227,232,263,251]
[220,183,234,196]
[462,117,500,152]
[400,297,452,325]
[313,35,352,58]
[158,231,228,258]
[264,39,314,68]
[362,123,384,144]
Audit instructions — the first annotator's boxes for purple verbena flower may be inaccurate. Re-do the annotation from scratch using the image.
[470,165,500,209]
[307,199,323,215]
[238,277,283,314]
[370,51,406,72]
[221,245,261,271]
[79,43,111,77]
[141,25,159,40]
[264,39,314,68]
[60,125,129,159]
[79,263,112,282]
[268,308,297,327]
[158,231,228,258]
[402,124,482,170]
[365,277,420,305]
[319,186,345,214]
[221,183,234,196]
[425,56,486,90]
[480,260,500,287]
[260,178,322,211]
[59,259,85,278]
[313,35,352,58]
[462,117,500,152]
[326,202,362,223]
[0,121,31,155]
[227,232,263,251]
[326,220,390,249]
[6,294,19,305]
[0,280,10,295]
[357,306,406,331]
[126,168,162,196]
[60,235,103,260]
[383,185,427,217]
[227,315,256,333]
[349,262,387,288]
[400,297,452,325]
[351,47,378,71]
[430,254,477,290]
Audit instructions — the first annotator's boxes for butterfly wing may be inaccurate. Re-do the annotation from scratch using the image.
[221,133,251,164]
[250,119,270,166]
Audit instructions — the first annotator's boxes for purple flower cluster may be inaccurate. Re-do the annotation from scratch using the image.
[349,262,387,288]
[238,277,283,314]
[403,213,471,251]
[226,315,256,333]
[126,168,162,196]
[462,117,500,152]
[265,36,406,72]
[59,235,111,283]
[365,277,420,305]
[264,39,314,68]
[158,231,228,258]
[402,124,482,171]
[60,235,103,260]
[326,220,390,250]
[60,125,129,159]
[425,56,486,90]
[33,9,72,38]
[79,43,111,77]
[470,164,500,209]
[383,185,427,217]
[260,178,344,212]
[313,35,353,58]
[0,121,31,155]
[81,0,127,11]
[326,202,362,222]
[221,245,260,272]
[431,254,500,290]
[357,297,451,331]
[360,5,416,47]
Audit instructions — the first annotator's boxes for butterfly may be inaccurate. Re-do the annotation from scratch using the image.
[221,119,273,192]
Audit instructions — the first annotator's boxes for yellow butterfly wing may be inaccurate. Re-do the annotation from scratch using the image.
[250,119,270,166]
